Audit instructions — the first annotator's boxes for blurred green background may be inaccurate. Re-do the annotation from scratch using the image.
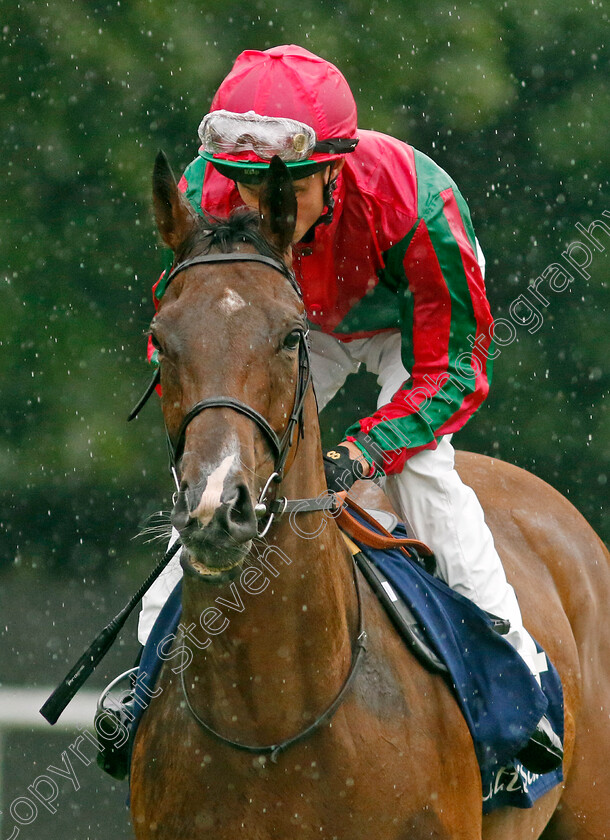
[0,0,608,836]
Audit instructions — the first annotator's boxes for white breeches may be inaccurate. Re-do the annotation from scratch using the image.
[138,529,182,646]
[308,329,543,681]
[138,327,544,682]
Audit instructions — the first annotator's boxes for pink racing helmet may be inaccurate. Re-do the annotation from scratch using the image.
[198,45,359,179]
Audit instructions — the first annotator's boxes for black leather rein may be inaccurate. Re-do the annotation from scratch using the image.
[40,251,343,727]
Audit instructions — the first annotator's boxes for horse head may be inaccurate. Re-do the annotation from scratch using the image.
[150,152,312,579]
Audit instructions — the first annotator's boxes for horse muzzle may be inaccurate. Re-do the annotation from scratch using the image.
[171,474,258,578]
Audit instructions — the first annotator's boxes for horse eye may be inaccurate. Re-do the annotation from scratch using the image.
[283,330,301,351]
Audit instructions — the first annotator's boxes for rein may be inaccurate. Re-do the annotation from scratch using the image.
[133,250,369,758]
[179,554,367,763]
[39,251,338,727]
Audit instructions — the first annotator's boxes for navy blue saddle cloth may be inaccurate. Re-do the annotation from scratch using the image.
[347,512,564,813]
[130,513,564,814]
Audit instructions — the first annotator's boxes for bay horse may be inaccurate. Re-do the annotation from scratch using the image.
[130,152,610,839]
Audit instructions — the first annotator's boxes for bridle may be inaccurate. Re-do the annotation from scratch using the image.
[128,248,367,759]
[128,251,337,536]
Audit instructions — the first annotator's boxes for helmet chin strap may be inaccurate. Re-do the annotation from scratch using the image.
[300,165,338,240]
[319,164,338,226]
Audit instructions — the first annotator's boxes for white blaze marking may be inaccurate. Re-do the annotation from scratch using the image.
[219,288,245,313]
[192,454,236,526]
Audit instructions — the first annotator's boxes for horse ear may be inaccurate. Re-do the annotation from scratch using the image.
[259,156,297,254]
[152,150,198,252]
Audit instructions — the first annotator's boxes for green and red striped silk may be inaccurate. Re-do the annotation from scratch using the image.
[346,149,494,474]
[155,131,495,475]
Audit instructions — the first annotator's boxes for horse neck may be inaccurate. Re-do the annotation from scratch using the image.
[180,389,357,743]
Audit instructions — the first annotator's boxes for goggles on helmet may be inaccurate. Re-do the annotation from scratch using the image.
[198,109,358,168]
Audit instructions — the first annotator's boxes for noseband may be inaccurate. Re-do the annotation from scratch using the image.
[129,251,337,536]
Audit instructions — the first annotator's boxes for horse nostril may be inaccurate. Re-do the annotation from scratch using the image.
[218,482,257,543]
[171,472,256,547]
[228,484,254,528]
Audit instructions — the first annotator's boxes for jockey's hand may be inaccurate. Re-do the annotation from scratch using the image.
[323,441,373,495]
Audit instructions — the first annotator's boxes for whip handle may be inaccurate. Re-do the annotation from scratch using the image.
[39,541,181,725]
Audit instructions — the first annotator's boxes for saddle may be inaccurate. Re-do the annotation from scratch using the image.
[337,498,510,674]
[336,497,435,567]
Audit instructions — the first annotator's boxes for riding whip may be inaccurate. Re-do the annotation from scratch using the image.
[39,540,181,725]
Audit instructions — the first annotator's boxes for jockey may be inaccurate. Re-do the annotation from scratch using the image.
[139,45,562,773]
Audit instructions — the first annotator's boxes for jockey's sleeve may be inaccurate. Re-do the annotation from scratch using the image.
[346,181,495,477]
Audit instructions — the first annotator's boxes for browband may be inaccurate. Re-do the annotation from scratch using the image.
[159,252,299,299]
